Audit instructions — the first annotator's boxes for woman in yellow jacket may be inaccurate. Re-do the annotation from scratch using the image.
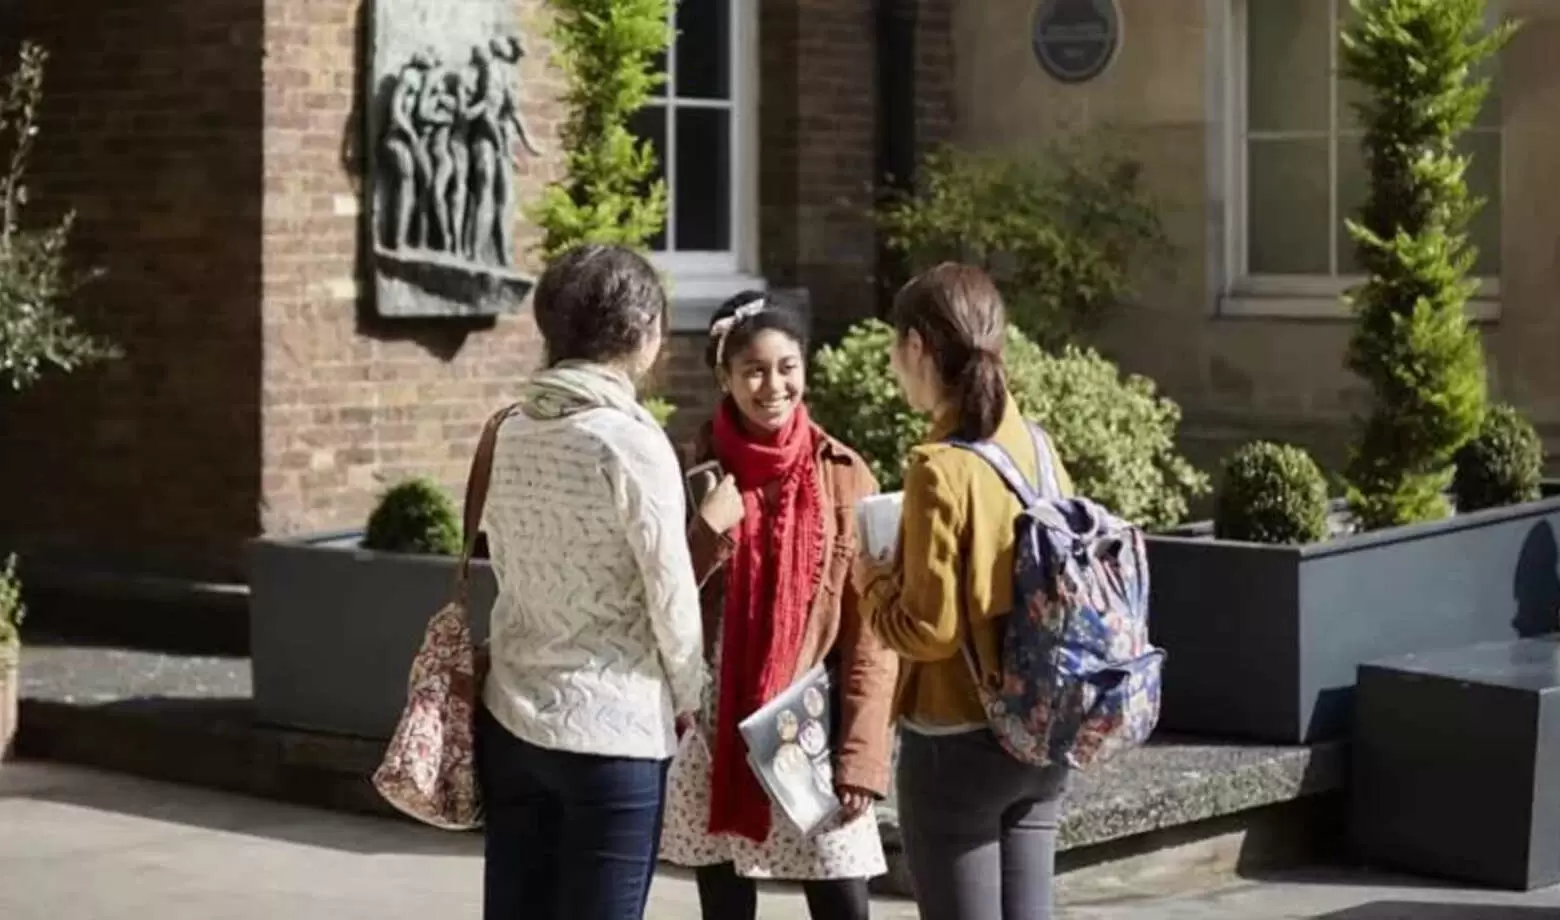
[854,262,1073,920]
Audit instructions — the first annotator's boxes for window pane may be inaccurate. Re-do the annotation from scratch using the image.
[628,105,669,251]
[675,0,729,100]
[1464,131,1502,276]
[1336,133,1367,273]
[1248,0,1331,133]
[1249,138,1331,275]
[673,107,731,252]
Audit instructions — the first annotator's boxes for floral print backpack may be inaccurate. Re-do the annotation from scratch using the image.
[949,423,1164,769]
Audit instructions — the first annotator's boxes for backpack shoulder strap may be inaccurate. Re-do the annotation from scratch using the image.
[1026,423,1064,499]
[945,438,1040,508]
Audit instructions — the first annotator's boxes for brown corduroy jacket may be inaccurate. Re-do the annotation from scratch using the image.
[684,422,900,797]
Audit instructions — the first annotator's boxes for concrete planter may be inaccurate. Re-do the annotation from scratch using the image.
[1146,493,1560,744]
[247,531,496,740]
[0,645,15,762]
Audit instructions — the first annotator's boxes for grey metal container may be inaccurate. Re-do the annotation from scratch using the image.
[247,531,496,740]
[1146,494,1560,743]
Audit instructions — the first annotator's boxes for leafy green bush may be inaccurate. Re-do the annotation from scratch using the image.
[529,0,670,260]
[1339,0,1517,529]
[874,138,1168,350]
[0,554,23,649]
[809,320,1208,531]
[1,41,116,392]
[1452,403,1544,512]
[363,478,462,556]
[1214,442,1330,545]
[641,396,676,428]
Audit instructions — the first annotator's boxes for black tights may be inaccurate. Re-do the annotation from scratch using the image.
[694,862,870,920]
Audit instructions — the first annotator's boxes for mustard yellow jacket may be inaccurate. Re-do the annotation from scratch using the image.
[860,395,1073,728]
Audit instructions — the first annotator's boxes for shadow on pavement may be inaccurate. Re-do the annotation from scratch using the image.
[1313,904,1560,919]
[2,760,481,858]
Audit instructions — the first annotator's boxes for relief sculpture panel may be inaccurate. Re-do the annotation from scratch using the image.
[367,0,541,317]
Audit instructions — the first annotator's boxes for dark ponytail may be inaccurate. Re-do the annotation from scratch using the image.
[957,351,1007,442]
[891,262,1009,442]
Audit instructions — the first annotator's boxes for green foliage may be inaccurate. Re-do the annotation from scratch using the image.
[1339,0,1517,529]
[641,395,676,428]
[363,477,463,556]
[0,554,23,649]
[874,137,1168,350]
[1452,403,1544,512]
[1215,442,1331,546]
[529,0,671,260]
[0,41,116,392]
[809,320,1208,531]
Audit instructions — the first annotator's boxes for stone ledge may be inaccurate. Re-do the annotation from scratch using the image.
[15,644,1346,879]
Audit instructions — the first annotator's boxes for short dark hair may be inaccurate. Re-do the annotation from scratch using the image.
[532,244,666,367]
[890,262,1008,442]
[704,290,809,370]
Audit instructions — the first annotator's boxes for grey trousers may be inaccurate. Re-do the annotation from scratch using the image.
[896,730,1069,920]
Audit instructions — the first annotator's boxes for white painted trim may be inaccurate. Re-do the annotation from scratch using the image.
[1221,293,1502,323]
[665,271,769,332]
[648,0,759,295]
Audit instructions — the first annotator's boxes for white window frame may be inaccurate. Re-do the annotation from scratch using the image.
[1216,0,1502,321]
[647,0,765,330]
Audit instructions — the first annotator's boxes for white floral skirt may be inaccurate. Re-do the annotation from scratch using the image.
[658,728,887,881]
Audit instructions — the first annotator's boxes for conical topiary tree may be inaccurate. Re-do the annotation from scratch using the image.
[1338,0,1517,530]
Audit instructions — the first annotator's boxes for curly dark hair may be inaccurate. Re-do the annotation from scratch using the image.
[703,290,809,371]
[533,244,667,367]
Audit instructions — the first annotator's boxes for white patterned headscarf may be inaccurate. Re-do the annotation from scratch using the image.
[708,299,767,367]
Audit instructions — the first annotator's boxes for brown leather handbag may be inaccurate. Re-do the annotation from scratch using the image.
[372,404,515,830]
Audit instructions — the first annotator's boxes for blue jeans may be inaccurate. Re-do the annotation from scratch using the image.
[476,706,670,920]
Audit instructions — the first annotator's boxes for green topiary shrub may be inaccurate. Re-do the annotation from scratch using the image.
[874,137,1168,350]
[363,477,462,556]
[1339,0,1517,529]
[0,554,23,650]
[1214,442,1331,546]
[641,396,676,428]
[1452,403,1544,513]
[809,320,1209,531]
[529,0,670,260]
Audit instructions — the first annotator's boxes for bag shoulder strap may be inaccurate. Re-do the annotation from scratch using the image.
[453,403,521,601]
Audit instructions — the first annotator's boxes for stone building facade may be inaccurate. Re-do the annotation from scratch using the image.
[2,0,1554,583]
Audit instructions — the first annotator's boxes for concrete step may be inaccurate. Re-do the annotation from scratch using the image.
[13,643,1348,900]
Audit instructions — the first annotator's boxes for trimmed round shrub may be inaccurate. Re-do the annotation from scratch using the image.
[1453,403,1544,513]
[809,320,1209,531]
[1214,442,1330,546]
[363,477,462,556]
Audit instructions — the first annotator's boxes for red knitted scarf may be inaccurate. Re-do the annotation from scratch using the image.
[707,400,824,842]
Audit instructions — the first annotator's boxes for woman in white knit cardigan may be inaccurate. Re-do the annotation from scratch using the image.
[476,244,707,920]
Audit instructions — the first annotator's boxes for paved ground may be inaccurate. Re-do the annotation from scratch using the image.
[1,761,1557,920]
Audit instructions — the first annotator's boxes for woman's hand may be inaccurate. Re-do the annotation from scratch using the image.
[851,551,892,595]
[699,474,745,534]
[836,784,874,822]
[675,712,698,741]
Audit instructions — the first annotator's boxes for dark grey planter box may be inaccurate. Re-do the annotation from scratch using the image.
[1352,637,1560,890]
[1147,493,1560,744]
[247,531,496,740]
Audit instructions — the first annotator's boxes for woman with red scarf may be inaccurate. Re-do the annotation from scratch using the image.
[659,293,899,920]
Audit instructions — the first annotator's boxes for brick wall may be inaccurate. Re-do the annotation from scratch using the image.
[758,0,880,343]
[257,0,555,538]
[0,0,956,579]
[0,3,266,579]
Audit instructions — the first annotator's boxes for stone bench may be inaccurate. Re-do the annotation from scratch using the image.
[1353,636,1560,890]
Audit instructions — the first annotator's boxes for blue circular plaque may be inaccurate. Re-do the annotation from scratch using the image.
[1032,0,1122,84]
